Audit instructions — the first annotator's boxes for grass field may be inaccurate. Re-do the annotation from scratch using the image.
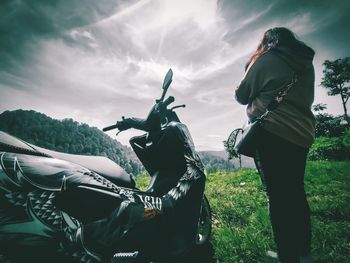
[136,161,350,263]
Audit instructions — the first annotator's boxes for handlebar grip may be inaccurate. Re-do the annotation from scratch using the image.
[162,96,175,108]
[102,124,118,132]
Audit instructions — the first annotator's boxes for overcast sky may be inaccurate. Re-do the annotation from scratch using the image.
[1,0,349,151]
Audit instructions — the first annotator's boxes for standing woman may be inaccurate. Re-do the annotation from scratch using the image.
[235,27,316,263]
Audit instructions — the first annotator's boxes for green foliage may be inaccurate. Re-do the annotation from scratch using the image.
[321,57,350,121]
[223,129,241,160]
[312,103,327,113]
[223,139,240,160]
[0,109,142,176]
[205,161,350,262]
[321,58,350,97]
[134,172,151,191]
[309,130,350,161]
[304,161,350,263]
[205,170,274,262]
[314,113,347,137]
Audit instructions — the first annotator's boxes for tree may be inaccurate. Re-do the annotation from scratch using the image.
[321,57,350,124]
[314,113,346,137]
[312,103,327,113]
[312,103,347,137]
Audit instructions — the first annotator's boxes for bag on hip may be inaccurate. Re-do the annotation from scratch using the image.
[234,118,263,157]
[224,118,263,158]
[225,73,298,158]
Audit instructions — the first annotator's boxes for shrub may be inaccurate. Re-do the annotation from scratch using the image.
[314,113,347,137]
[309,130,350,160]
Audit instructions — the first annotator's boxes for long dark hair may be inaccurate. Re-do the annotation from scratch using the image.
[245,27,314,70]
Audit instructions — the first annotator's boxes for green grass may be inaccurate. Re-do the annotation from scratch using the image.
[135,161,350,262]
[205,169,274,263]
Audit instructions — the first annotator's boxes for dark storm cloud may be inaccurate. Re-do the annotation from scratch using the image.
[0,0,135,70]
[219,0,350,47]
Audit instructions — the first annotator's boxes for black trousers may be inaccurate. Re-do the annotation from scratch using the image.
[254,128,311,263]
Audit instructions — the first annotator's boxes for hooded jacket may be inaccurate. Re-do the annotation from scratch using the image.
[235,45,316,148]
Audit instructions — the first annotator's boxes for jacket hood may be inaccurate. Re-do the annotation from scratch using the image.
[273,44,315,73]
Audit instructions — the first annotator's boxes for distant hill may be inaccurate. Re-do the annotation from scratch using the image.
[199,150,256,172]
[0,109,142,176]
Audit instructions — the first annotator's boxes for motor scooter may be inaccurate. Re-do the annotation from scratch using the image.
[0,69,212,263]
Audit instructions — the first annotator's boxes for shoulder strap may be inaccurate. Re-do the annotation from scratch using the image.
[266,73,298,111]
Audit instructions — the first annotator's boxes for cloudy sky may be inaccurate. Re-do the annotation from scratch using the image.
[1,0,349,151]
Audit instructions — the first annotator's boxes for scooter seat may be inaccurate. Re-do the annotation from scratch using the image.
[32,145,135,188]
[0,131,135,188]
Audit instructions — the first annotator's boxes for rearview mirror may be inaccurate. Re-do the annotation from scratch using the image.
[162,68,173,91]
[160,69,173,101]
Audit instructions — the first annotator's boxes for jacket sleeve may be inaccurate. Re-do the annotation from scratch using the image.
[234,56,265,105]
[235,79,250,105]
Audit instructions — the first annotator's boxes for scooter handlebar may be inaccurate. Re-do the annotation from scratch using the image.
[103,96,174,133]
[162,96,174,109]
[102,124,118,132]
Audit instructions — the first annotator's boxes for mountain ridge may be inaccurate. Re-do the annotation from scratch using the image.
[0,109,142,176]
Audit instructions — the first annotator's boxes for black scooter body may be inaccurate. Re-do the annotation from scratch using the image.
[0,69,211,263]
[0,123,206,262]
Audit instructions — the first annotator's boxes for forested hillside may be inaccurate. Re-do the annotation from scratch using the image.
[0,110,142,176]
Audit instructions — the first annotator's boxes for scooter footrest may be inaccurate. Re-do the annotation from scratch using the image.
[111,251,139,263]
